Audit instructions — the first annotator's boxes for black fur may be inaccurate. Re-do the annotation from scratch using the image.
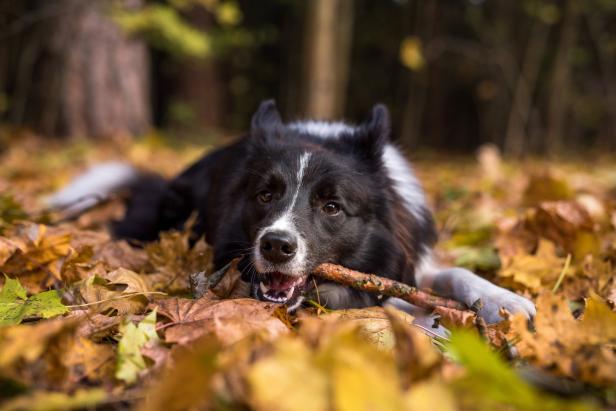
[113,100,437,308]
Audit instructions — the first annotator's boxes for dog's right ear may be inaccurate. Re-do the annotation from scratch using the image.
[251,99,282,139]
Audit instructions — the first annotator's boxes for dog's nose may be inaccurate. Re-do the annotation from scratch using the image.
[260,231,297,263]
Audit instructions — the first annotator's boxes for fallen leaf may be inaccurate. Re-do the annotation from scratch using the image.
[61,337,115,384]
[93,239,148,271]
[510,292,616,387]
[498,239,569,291]
[447,330,593,411]
[1,224,72,276]
[76,268,150,315]
[0,236,20,265]
[523,172,574,206]
[384,306,442,387]
[0,388,106,411]
[0,318,77,369]
[145,228,213,293]
[116,309,160,384]
[155,297,290,346]
[136,337,219,411]
[433,305,477,329]
[404,381,457,411]
[0,276,68,325]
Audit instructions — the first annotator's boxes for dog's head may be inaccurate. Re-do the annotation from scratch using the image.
[239,100,393,309]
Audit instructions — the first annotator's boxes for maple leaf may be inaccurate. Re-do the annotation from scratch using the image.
[0,276,68,325]
[153,297,290,346]
[116,309,160,384]
[145,225,213,293]
[510,292,616,387]
[498,239,570,291]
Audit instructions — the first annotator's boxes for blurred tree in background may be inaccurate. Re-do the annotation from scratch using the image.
[1,0,616,154]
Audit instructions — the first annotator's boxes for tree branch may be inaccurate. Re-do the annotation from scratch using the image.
[312,263,468,311]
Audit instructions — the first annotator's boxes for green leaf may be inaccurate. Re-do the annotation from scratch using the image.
[116,309,160,384]
[112,5,211,59]
[24,290,71,319]
[446,331,594,411]
[0,276,27,301]
[453,246,501,272]
[0,276,68,326]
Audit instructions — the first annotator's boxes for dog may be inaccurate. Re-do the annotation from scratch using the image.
[50,100,535,323]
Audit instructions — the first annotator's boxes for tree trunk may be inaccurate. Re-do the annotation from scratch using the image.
[503,21,549,156]
[400,0,437,149]
[168,8,222,131]
[302,0,354,120]
[8,0,150,138]
[545,0,578,154]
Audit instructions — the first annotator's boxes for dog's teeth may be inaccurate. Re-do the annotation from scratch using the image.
[259,282,270,294]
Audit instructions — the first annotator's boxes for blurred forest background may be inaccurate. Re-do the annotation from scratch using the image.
[1,0,616,155]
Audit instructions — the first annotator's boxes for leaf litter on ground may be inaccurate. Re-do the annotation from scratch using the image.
[0,137,614,410]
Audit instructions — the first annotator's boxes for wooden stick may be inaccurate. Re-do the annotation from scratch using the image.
[312,263,468,311]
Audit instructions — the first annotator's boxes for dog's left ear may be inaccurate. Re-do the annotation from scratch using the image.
[355,104,390,159]
[251,99,282,139]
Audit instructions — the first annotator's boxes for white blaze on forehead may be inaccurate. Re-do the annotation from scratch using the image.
[254,152,312,275]
[289,121,356,139]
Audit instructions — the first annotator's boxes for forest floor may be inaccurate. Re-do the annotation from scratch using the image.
[0,131,615,411]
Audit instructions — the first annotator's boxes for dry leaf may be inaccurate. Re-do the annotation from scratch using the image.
[510,292,616,386]
[76,268,150,315]
[499,239,568,291]
[154,297,290,346]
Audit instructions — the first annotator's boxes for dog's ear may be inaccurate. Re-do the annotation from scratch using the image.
[251,99,282,139]
[354,104,390,159]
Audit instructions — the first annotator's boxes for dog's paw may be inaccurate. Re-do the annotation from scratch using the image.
[474,289,536,324]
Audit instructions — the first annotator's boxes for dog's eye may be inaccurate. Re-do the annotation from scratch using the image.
[322,201,340,215]
[257,190,273,203]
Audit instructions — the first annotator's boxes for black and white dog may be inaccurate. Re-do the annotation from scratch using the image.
[50,100,535,323]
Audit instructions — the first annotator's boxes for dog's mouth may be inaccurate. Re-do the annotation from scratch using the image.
[255,272,309,305]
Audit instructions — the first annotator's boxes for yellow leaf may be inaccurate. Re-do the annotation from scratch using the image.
[510,292,616,386]
[248,338,328,411]
[400,36,425,71]
[404,381,457,411]
[499,239,568,291]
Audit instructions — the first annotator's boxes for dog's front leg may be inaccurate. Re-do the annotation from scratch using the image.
[415,259,535,324]
[311,283,380,309]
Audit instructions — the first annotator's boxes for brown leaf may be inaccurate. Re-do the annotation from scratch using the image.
[0,236,20,266]
[136,337,220,411]
[523,172,574,206]
[72,312,123,340]
[154,297,290,346]
[76,268,151,315]
[498,239,568,292]
[0,317,78,369]
[1,224,72,275]
[510,292,616,386]
[145,229,213,293]
[210,260,251,299]
[93,239,148,271]
[433,305,477,329]
[60,337,115,385]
